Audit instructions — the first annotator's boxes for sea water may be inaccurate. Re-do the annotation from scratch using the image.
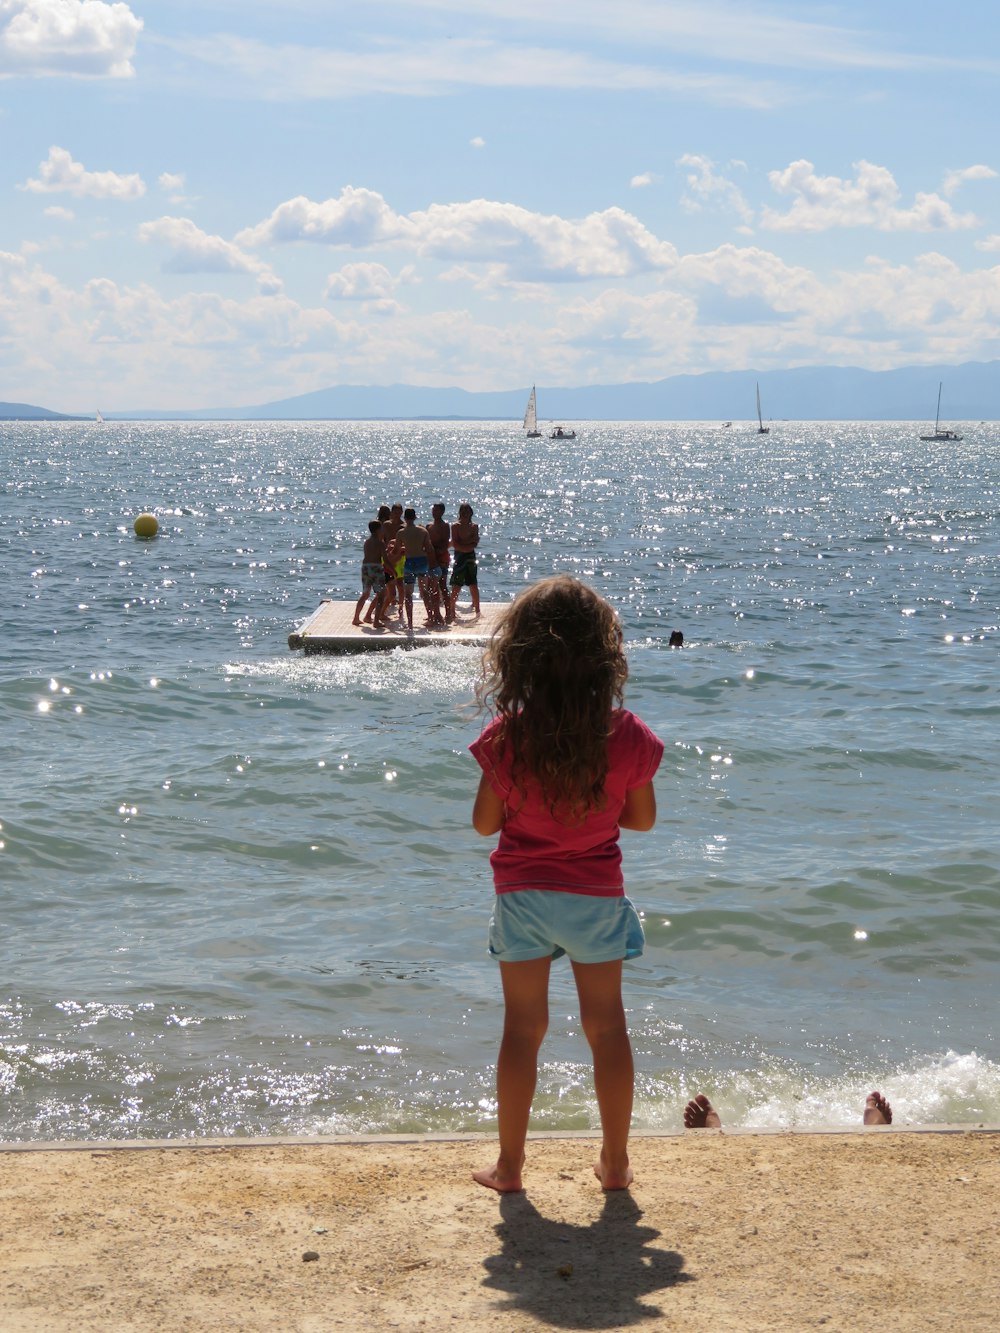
[1,419,998,1141]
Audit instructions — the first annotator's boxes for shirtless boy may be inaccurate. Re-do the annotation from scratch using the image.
[449,502,480,617]
[426,502,452,622]
[353,519,387,627]
[400,508,443,631]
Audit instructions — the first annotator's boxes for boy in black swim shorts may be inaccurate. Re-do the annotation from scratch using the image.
[449,502,480,616]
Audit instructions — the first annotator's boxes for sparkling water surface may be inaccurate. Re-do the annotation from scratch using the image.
[2,419,998,1140]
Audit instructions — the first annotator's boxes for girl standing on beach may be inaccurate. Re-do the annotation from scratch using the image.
[470,576,663,1192]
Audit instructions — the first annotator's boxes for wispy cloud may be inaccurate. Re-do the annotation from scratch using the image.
[0,0,142,79]
[20,146,145,199]
[367,0,984,73]
[159,33,784,107]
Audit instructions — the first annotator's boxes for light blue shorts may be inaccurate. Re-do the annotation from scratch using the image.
[488,890,645,964]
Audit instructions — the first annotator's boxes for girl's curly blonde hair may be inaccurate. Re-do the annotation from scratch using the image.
[476,575,628,819]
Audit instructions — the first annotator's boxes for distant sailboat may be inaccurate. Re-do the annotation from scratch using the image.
[523,385,542,438]
[919,383,962,442]
[95,409,104,424]
[756,382,769,435]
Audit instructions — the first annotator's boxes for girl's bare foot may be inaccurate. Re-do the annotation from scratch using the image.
[864,1091,892,1125]
[472,1159,524,1193]
[593,1154,633,1191]
[683,1093,722,1129]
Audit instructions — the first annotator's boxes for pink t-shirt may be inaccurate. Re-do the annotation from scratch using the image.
[470,709,663,896]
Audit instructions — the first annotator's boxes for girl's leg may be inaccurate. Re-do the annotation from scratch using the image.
[473,956,551,1193]
[570,959,634,1190]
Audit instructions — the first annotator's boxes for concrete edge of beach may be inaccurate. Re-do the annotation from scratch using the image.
[3,1121,998,1153]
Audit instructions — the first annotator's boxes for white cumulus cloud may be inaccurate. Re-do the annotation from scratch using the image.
[158,172,189,204]
[20,145,145,199]
[324,262,403,302]
[237,186,403,249]
[0,0,142,79]
[239,188,678,283]
[677,154,752,225]
[941,164,997,197]
[630,172,654,188]
[138,216,282,293]
[760,159,979,233]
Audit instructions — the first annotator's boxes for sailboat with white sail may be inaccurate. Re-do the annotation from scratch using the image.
[523,384,576,439]
[756,382,769,435]
[919,383,962,442]
[523,385,541,438]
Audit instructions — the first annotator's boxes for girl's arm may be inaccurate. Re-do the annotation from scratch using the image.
[620,781,656,832]
[472,773,505,835]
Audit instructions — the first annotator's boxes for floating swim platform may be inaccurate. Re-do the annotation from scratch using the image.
[288,600,505,652]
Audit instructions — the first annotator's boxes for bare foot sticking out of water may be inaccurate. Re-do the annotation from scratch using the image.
[683,1093,722,1129]
[593,1155,633,1191]
[864,1090,892,1125]
[472,1160,524,1193]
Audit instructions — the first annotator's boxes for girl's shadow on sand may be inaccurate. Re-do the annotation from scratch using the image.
[481,1191,691,1328]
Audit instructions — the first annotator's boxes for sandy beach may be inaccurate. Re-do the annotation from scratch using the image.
[1,1127,997,1331]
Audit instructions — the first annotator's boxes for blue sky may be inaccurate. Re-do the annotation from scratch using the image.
[4,0,1000,411]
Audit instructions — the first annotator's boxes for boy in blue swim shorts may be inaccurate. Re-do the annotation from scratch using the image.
[400,507,444,631]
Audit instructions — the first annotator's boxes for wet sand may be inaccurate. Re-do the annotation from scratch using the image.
[1,1128,997,1331]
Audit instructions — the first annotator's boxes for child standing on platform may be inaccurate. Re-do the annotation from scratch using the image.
[469,576,662,1193]
[352,519,387,627]
[449,503,480,617]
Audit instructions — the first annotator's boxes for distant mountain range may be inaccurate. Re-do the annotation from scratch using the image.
[0,401,86,421]
[5,359,1000,422]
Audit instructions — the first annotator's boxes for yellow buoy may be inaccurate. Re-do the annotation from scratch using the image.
[134,512,159,538]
